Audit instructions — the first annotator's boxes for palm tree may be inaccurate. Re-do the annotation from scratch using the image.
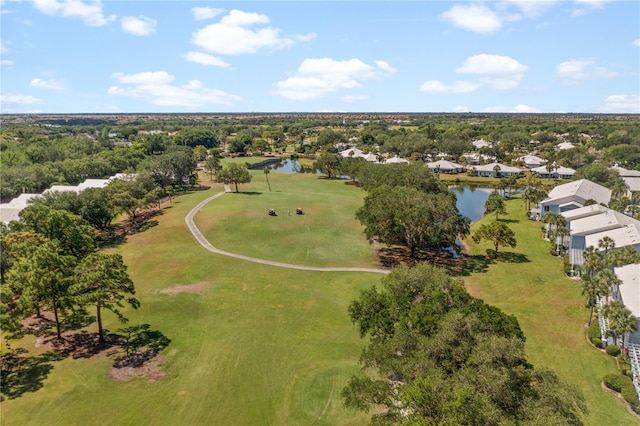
[601,300,637,349]
[596,269,622,302]
[551,226,570,255]
[604,246,640,269]
[542,212,566,240]
[264,167,272,192]
[580,275,609,326]
[582,246,603,277]
[493,164,501,178]
[598,236,615,256]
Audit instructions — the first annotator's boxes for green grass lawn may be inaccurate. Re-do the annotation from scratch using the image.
[2,173,637,425]
[463,197,638,424]
[195,170,377,268]
[1,176,379,426]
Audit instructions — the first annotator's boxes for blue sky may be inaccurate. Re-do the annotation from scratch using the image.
[1,1,639,114]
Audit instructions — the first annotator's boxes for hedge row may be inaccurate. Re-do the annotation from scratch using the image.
[603,374,640,409]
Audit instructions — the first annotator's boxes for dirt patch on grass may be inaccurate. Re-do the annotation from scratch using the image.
[158,281,209,295]
[109,356,166,383]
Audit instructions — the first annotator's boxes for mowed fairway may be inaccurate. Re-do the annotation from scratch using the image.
[195,170,378,268]
[464,197,638,425]
[1,172,380,425]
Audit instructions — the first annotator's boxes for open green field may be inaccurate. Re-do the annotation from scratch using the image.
[195,170,377,268]
[2,171,636,425]
[463,197,637,424]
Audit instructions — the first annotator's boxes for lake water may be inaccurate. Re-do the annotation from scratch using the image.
[266,159,492,222]
[450,185,493,223]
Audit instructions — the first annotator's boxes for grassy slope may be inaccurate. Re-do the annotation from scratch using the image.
[463,197,637,424]
[1,175,377,426]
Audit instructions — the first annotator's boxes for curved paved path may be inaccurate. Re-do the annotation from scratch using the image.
[185,191,389,274]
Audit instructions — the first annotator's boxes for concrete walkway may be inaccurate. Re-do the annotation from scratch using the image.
[185,191,390,274]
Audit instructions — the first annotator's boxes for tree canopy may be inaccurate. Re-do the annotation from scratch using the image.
[343,264,586,425]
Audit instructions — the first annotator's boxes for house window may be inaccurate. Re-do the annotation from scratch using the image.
[544,206,550,212]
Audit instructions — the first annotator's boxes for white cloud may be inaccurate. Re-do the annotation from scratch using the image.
[419,53,528,95]
[456,54,528,75]
[121,15,157,36]
[501,0,559,18]
[1,93,43,104]
[274,58,395,100]
[453,105,470,112]
[30,78,64,90]
[33,0,115,27]
[0,38,12,54]
[191,6,223,21]
[192,9,315,55]
[1,59,14,68]
[455,53,528,90]
[556,59,619,85]
[419,80,481,94]
[633,39,640,47]
[572,0,613,16]
[482,104,542,113]
[441,4,502,34]
[597,95,640,113]
[183,51,229,67]
[341,94,370,103]
[108,70,242,107]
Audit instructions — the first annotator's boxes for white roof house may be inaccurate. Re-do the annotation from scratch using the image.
[426,159,464,173]
[0,193,42,224]
[339,147,365,158]
[384,155,410,164]
[556,141,576,150]
[612,165,640,178]
[531,164,576,179]
[568,208,636,235]
[563,205,640,267]
[78,179,111,190]
[473,162,523,177]
[518,155,547,169]
[615,263,640,319]
[43,185,81,195]
[612,165,640,196]
[472,139,491,149]
[540,179,611,217]
[561,204,608,222]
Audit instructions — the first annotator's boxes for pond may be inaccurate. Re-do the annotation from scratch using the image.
[450,185,493,223]
[267,158,319,174]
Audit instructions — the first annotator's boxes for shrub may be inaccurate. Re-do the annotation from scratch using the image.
[622,385,640,408]
[606,345,621,357]
[603,374,624,392]
[587,321,601,340]
[486,249,497,259]
[590,337,602,347]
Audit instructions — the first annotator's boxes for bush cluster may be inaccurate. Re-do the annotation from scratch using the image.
[603,374,640,409]
[606,344,621,357]
[587,321,602,347]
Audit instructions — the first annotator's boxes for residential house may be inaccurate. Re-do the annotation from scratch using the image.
[472,162,523,178]
[426,159,464,174]
[532,164,576,179]
[517,154,547,169]
[538,179,611,217]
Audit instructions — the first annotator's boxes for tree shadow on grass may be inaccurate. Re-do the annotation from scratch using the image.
[496,251,530,263]
[232,191,263,195]
[0,349,64,400]
[114,324,171,368]
[456,254,494,277]
[498,218,520,224]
